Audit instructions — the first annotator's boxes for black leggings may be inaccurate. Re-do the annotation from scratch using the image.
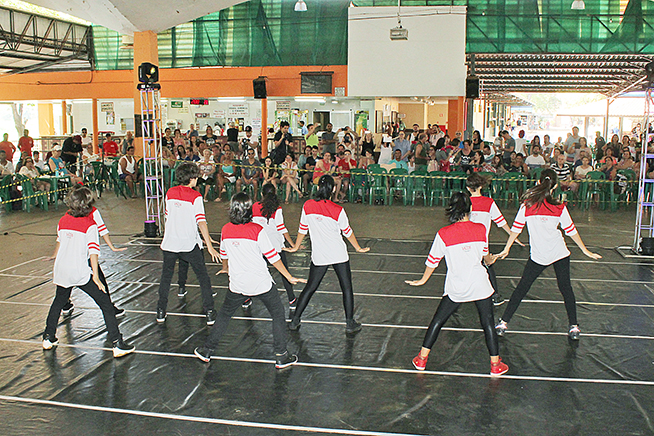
[66,263,116,309]
[501,256,577,325]
[485,262,499,293]
[278,251,296,301]
[292,261,355,322]
[422,295,498,356]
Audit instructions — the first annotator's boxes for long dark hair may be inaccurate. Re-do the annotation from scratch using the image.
[229,192,253,224]
[445,191,471,223]
[521,168,560,208]
[260,183,279,220]
[315,175,334,201]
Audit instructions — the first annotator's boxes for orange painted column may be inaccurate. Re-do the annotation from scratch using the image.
[92,98,99,153]
[133,31,159,157]
[61,100,67,135]
[261,97,268,158]
[447,97,466,136]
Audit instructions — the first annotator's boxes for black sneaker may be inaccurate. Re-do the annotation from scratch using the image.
[345,319,362,334]
[61,302,74,317]
[568,325,581,340]
[194,346,212,363]
[156,308,167,323]
[42,334,58,350]
[206,309,217,326]
[114,307,126,318]
[177,286,187,298]
[288,318,301,331]
[275,351,298,369]
[112,338,135,358]
[492,293,505,306]
[242,298,252,310]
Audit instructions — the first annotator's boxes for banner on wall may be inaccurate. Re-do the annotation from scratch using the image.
[171,101,183,108]
[101,102,114,112]
[228,104,249,116]
[277,100,291,111]
[106,111,115,125]
[355,111,369,135]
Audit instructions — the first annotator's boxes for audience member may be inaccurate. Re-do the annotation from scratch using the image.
[525,145,546,169]
[201,125,218,148]
[359,148,375,170]
[320,123,337,155]
[101,133,119,158]
[552,153,578,192]
[273,121,292,165]
[515,130,528,156]
[361,131,376,156]
[393,131,411,162]
[574,156,594,180]
[121,131,135,155]
[62,134,83,174]
[118,146,142,198]
[261,156,279,189]
[33,151,47,172]
[48,145,82,183]
[0,133,16,162]
[19,156,50,192]
[280,153,303,203]
[0,149,14,176]
[237,149,261,198]
[18,129,34,161]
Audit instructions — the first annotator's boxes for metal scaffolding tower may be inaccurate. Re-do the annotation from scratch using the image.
[139,82,165,235]
[633,88,654,253]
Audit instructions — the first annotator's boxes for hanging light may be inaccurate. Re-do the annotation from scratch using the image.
[571,0,585,10]
[295,0,307,12]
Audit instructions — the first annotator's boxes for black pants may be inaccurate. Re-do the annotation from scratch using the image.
[292,261,355,322]
[178,259,190,289]
[45,277,121,342]
[422,295,498,356]
[205,286,287,354]
[501,256,577,325]
[278,251,295,301]
[158,246,214,312]
[485,262,499,293]
[66,263,116,309]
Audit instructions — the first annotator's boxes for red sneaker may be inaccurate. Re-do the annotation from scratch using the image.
[490,358,509,377]
[412,354,428,371]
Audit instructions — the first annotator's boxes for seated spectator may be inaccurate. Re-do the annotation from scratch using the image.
[197,149,216,201]
[175,145,186,161]
[312,152,342,201]
[33,151,47,172]
[173,129,185,148]
[184,147,200,162]
[81,143,100,176]
[280,153,303,203]
[302,146,319,194]
[574,156,594,180]
[599,147,617,166]
[336,149,357,202]
[335,144,346,166]
[454,140,475,173]
[215,149,236,202]
[391,149,408,171]
[19,156,50,192]
[613,148,639,179]
[298,146,312,172]
[48,145,82,184]
[0,149,14,176]
[101,133,119,158]
[491,155,506,175]
[413,133,429,171]
[407,155,416,174]
[379,135,394,165]
[427,146,439,172]
[525,145,546,169]
[599,156,616,180]
[162,145,176,168]
[468,150,485,173]
[358,148,375,170]
[261,156,279,189]
[482,144,495,163]
[552,153,578,192]
[236,149,261,199]
[574,149,591,168]
[121,131,134,155]
[118,146,142,198]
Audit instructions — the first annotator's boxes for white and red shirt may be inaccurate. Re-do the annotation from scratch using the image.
[510,202,577,265]
[91,207,109,237]
[219,222,281,296]
[161,185,205,252]
[469,195,507,237]
[426,220,493,303]
[252,202,288,252]
[298,199,352,266]
[54,213,100,288]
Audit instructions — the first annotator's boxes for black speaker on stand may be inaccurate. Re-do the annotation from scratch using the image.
[466,76,480,99]
[253,76,267,99]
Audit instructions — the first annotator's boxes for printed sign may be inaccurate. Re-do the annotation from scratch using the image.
[100,102,114,112]
[228,104,249,116]
[276,100,291,111]
[171,101,183,108]
[213,110,226,118]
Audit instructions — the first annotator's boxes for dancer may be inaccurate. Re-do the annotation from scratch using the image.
[156,162,220,325]
[286,175,370,333]
[466,173,523,305]
[194,193,305,368]
[494,169,602,339]
[61,204,128,318]
[407,192,508,376]
[43,185,134,357]
[244,183,297,312]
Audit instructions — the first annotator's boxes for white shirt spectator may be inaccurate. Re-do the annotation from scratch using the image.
[525,154,546,169]
[515,138,528,156]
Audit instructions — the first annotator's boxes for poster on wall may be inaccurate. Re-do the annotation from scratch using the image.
[171,101,183,108]
[355,111,368,135]
[178,107,189,114]
[228,104,249,116]
[101,102,114,112]
[106,111,115,125]
[213,110,226,118]
[277,100,291,111]
[251,117,262,131]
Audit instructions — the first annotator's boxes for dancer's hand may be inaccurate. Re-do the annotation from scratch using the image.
[93,275,106,293]
[405,279,426,286]
[496,249,510,259]
[583,249,602,260]
[216,268,228,276]
[207,246,220,263]
[356,247,370,253]
[283,245,299,253]
[515,238,525,247]
[289,276,307,285]
[484,253,499,266]
[110,246,128,252]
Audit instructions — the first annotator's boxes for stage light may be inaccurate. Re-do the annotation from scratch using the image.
[138,62,159,84]
[295,0,307,12]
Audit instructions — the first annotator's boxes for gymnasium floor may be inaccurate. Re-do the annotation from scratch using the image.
[0,196,653,435]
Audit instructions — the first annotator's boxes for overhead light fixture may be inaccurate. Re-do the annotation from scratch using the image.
[571,0,585,10]
[295,0,307,12]
[217,97,246,102]
[294,96,325,103]
[331,100,338,104]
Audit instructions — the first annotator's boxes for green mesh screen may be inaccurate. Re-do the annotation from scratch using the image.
[92,0,654,71]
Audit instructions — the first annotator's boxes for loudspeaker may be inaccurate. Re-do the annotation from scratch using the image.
[253,77,267,99]
[466,76,479,99]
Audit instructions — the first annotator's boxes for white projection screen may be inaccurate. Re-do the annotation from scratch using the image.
[348,6,467,97]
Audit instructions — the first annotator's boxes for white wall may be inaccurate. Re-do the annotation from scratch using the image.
[348,6,466,97]
[71,99,134,135]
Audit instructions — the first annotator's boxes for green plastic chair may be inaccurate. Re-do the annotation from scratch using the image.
[17,174,49,212]
[409,168,429,206]
[367,166,388,205]
[448,171,468,194]
[0,174,13,212]
[499,173,526,208]
[478,171,495,198]
[109,160,130,199]
[529,167,544,184]
[388,168,409,206]
[348,168,368,203]
[428,171,449,207]
[582,171,606,210]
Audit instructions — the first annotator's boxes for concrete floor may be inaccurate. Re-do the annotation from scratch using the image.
[0,192,638,263]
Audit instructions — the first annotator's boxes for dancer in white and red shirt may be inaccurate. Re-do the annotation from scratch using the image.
[286,175,370,334]
[194,192,305,369]
[495,169,602,340]
[61,205,128,318]
[466,173,523,305]
[245,183,297,312]
[407,192,508,376]
[43,185,134,357]
[156,163,220,325]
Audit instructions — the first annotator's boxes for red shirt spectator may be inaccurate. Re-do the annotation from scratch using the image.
[0,133,16,161]
[337,151,357,179]
[102,134,119,157]
[18,130,34,156]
